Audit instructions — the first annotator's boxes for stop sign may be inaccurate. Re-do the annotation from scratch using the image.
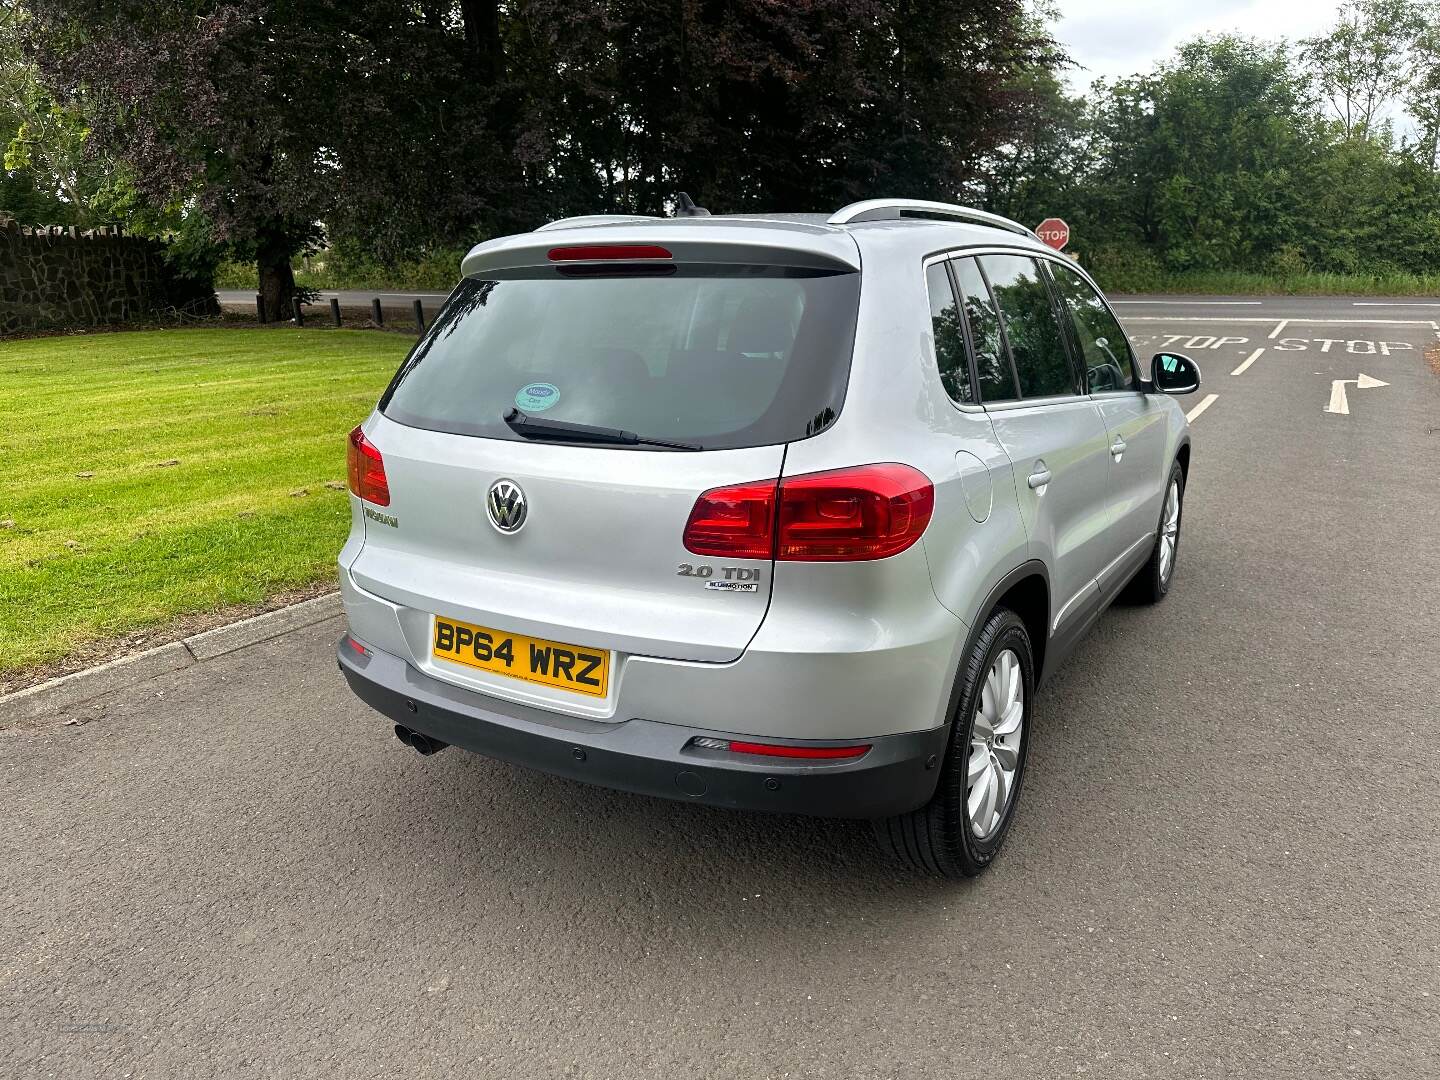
[1036,218,1070,250]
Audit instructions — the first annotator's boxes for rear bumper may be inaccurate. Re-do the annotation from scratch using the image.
[338,636,948,819]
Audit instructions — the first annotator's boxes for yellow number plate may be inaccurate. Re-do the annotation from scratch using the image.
[432,615,609,698]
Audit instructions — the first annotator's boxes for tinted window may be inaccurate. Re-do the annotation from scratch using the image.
[1049,263,1136,392]
[925,262,973,404]
[951,258,1016,403]
[980,254,1079,399]
[381,268,860,449]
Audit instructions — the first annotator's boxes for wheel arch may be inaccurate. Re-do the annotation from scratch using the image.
[952,561,1051,712]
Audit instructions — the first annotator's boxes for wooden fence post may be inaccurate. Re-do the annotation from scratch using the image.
[256,293,267,324]
[371,297,383,327]
[413,298,425,332]
[330,298,342,327]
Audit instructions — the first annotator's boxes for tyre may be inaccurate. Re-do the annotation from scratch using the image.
[1124,461,1185,604]
[872,607,1034,878]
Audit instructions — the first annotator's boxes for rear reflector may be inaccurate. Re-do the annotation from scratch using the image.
[347,425,391,506]
[683,464,933,562]
[345,635,370,657]
[547,244,673,262]
[691,736,871,760]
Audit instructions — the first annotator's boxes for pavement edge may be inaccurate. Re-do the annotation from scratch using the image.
[0,593,343,726]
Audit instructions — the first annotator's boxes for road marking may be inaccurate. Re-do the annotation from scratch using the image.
[1325,373,1389,415]
[1231,348,1264,375]
[1112,300,1263,306]
[1269,319,1288,339]
[1271,337,1415,354]
[1352,302,1440,307]
[1185,394,1219,422]
[1122,317,1435,325]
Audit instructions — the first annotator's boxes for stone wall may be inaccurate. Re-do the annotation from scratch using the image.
[0,216,218,336]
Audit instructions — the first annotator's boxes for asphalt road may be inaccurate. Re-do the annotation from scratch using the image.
[4,298,1440,1078]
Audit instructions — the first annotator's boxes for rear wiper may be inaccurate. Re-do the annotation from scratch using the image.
[502,408,701,450]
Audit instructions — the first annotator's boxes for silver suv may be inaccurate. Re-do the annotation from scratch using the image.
[337,198,1199,877]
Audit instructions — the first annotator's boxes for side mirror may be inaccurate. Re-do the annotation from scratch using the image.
[1151,352,1201,395]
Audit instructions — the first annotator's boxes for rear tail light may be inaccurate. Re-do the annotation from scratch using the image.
[347,425,390,506]
[691,736,871,760]
[683,464,932,562]
[681,479,777,560]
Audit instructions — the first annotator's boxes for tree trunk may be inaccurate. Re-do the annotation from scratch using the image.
[258,255,296,322]
[460,0,502,83]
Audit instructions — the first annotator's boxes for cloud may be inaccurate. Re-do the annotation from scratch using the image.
[1055,0,1343,86]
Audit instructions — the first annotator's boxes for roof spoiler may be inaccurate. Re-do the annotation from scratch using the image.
[461,229,860,278]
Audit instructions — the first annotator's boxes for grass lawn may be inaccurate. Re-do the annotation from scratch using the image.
[0,327,410,685]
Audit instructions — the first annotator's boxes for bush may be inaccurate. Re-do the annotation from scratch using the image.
[1080,244,1168,293]
[212,244,469,293]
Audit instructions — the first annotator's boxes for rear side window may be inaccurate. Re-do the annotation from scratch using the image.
[951,258,1016,403]
[1049,263,1137,392]
[925,262,974,404]
[980,254,1080,399]
[381,268,860,450]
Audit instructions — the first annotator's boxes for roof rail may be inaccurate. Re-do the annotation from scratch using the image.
[535,214,660,232]
[828,199,1039,240]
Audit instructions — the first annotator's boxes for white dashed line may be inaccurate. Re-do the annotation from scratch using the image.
[1268,320,1288,339]
[1231,348,1265,375]
[1112,300,1263,306]
[1352,302,1440,307]
[1185,394,1219,422]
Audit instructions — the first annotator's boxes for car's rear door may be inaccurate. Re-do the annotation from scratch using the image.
[952,253,1114,637]
[1047,261,1169,593]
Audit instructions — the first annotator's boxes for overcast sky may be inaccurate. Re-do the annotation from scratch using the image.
[1053,0,1343,88]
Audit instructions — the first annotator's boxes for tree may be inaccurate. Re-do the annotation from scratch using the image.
[1406,11,1440,167]
[1302,0,1430,139]
[0,1,92,222]
[19,0,350,318]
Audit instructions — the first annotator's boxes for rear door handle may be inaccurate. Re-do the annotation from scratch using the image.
[1110,437,1127,461]
[1027,464,1052,492]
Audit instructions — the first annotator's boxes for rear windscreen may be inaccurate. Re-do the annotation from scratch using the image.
[379,266,860,450]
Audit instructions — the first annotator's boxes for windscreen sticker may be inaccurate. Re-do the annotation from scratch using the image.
[515,382,561,412]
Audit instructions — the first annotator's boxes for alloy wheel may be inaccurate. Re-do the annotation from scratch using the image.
[967,648,1024,839]
[1158,480,1180,584]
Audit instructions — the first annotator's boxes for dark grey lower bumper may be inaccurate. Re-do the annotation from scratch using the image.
[337,636,947,819]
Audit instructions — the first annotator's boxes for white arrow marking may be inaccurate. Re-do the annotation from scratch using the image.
[1325,373,1389,415]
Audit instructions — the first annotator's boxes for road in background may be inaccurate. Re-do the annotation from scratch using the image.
[217,288,453,308]
[215,289,1440,319]
[4,298,1439,1078]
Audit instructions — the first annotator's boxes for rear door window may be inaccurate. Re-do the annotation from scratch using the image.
[381,268,860,450]
[925,262,974,404]
[1049,263,1137,392]
[980,254,1080,400]
[950,257,1017,403]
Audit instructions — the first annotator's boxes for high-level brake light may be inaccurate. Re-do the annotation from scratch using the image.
[547,244,673,262]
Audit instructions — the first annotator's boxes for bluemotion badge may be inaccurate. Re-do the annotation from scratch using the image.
[515,382,560,412]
